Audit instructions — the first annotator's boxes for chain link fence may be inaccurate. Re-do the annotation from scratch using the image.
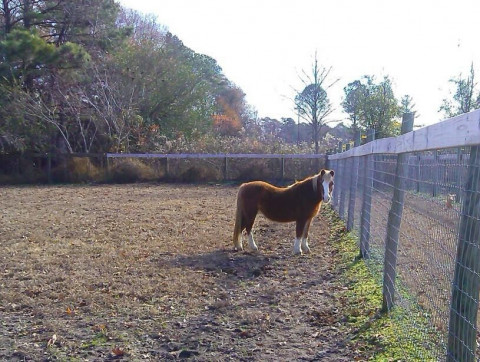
[328,110,480,361]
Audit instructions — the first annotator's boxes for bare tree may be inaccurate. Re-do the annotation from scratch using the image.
[79,64,141,153]
[8,85,74,153]
[295,53,338,153]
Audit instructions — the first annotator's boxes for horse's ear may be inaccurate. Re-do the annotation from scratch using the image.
[330,170,334,177]
[320,169,326,177]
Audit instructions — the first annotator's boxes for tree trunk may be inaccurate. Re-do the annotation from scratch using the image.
[22,0,32,29]
[2,0,12,34]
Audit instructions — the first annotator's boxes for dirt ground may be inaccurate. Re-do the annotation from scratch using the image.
[0,184,362,361]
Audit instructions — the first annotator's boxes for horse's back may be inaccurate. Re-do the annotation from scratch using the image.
[238,180,305,222]
[238,180,286,202]
[239,180,279,193]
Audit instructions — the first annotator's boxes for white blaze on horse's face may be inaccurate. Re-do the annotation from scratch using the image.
[312,170,334,202]
[321,170,334,202]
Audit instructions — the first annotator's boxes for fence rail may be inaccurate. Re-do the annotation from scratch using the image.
[329,110,480,158]
[328,109,480,361]
[106,153,326,159]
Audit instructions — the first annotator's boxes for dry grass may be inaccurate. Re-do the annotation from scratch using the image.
[0,184,361,361]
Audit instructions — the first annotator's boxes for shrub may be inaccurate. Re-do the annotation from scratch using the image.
[50,157,102,183]
[0,168,47,184]
[179,165,221,183]
[0,154,47,184]
[68,157,102,183]
[108,158,157,183]
[232,159,280,182]
[236,165,272,182]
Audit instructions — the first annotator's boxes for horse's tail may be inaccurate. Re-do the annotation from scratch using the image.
[233,186,244,250]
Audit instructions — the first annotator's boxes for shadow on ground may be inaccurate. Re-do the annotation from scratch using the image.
[154,248,276,280]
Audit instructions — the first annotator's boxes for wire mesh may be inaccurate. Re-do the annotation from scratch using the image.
[329,146,480,360]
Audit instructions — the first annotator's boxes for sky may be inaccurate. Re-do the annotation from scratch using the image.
[118,0,480,127]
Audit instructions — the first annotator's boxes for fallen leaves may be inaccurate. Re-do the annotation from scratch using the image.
[92,324,107,333]
[111,346,125,357]
[46,334,57,348]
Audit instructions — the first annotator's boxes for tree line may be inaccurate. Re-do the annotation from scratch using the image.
[0,0,255,154]
[1,1,479,156]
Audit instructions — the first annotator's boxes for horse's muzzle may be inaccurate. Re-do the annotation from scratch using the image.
[323,192,332,204]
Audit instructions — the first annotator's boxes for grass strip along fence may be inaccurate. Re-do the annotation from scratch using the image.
[327,207,440,360]
[327,109,480,361]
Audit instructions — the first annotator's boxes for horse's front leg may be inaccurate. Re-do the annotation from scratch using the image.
[300,218,313,254]
[294,220,307,255]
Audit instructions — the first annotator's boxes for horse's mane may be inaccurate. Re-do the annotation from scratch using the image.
[287,174,316,189]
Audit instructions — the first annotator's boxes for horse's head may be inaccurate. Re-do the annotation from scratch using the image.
[317,169,334,203]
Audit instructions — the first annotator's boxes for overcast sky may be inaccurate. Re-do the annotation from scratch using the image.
[118,0,480,127]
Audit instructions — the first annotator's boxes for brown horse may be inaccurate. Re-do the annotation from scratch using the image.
[232,169,334,255]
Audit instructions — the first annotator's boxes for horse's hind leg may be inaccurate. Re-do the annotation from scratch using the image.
[233,203,244,251]
[233,228,243,251]
[244,212,259,252]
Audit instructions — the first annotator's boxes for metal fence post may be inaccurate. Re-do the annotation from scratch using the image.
[165,157,169,179]
[47,153,52,184]
[338,157,347,220]
[447,145,480,361]
[336,143,345,218]
[382,113,414,311]
[347,131,361,231]
[359,129,375,258]
[331,157,339,209]
[415,153,421,193]
[224,156,228,181]
[102,153,108,181]
[433,149,439,197]
[455,148,462,203]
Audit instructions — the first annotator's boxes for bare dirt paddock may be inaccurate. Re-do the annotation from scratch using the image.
[0,184,359,361]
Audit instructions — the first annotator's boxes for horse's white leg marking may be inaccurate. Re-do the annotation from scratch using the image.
[234,235,243,251]
[293,238,302,255]
[247,233,258,251]
[300,219,312,254]
[301,238,311,254]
